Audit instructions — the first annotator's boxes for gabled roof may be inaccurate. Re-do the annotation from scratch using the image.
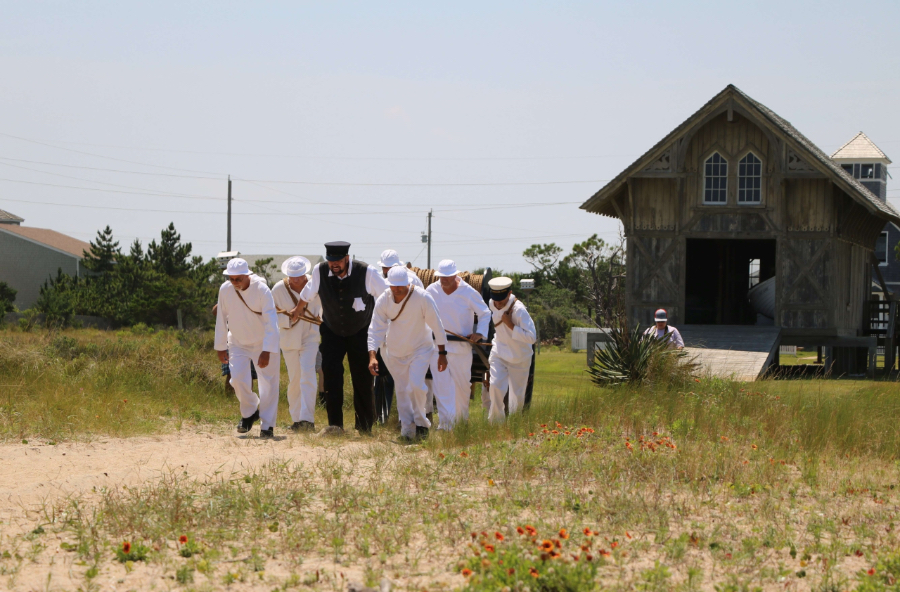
[0,209,24,224]
[0,225,91,258]
[581,84,900,225]
[831,132,892,163]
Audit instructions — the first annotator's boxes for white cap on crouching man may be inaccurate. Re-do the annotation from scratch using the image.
[281,256,311,278]
[654,309,668,322]
[223,258,251,276]
[434,259,459,277]
[387,266,410,287]
[378,249,403,268]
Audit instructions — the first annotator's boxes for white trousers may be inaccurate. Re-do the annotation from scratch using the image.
[384,347,433,438]
[282,341,319,423]
[229,344,280,430]
[488,352,531,423]
[431,350,471,426]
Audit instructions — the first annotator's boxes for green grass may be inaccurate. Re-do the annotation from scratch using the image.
[4,327,900,590]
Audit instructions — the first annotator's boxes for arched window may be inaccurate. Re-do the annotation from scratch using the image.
[704,153,728,203]
[738,152,762,204]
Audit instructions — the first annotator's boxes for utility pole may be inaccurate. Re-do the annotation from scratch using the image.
[426,209,433,269]
[226,175,232,252]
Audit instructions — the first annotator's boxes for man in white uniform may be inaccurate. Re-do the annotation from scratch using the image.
[373,249,424,425]
[643,308,684,349]
[487,277,537,423]
[426,259,490,426]
[214,258,281,437]
[378,249,424,288]
[272,256,323,432]
[368,267,449,441]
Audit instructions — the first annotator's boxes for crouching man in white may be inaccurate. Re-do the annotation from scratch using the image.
[368,266,449,441]
[214,258,281,438]
[487,277,536,423]
[426,259,490,426]
[272,256,323,433]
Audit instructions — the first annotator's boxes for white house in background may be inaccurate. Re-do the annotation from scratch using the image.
[0,209,92,309]
[831,133,897,292]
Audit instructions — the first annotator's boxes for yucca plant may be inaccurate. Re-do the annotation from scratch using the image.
[587,325,696,386]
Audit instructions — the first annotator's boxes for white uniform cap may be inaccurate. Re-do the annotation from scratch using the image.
[378,249,403,268]
[387,266,410,287]
[487,276,513,291]
[434,259,459,277]
[223,258,251,276]
[281,256,311,278]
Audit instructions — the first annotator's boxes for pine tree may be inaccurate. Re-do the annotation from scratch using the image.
[146,223,192,278]
[128,239,144,263]
[82,226,120,273]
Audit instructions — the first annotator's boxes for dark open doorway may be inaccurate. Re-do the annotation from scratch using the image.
[685,239,776,325]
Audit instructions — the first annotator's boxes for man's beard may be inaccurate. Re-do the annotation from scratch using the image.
[329,261,348,276]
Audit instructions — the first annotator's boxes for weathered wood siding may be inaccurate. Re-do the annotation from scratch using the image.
[622,107,881,336]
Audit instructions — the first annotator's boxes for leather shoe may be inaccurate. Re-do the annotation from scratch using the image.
[237,410,259,434]
[291,421,315,433]
[260,427,274,439]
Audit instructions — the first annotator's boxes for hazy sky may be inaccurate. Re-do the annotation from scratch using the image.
[1,1,898,272]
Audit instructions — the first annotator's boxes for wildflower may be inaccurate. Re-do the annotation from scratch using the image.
[540,424,547,428]
[586,428,594,433]
[495,532,504,541]
[528,433,534,436]
[461,568,472,577]
[481,531,488,538]
[507,568,515,575]
[855,550,864,557]
[525,525,537,536]
[694,378,700,383]
[751,444,758,450]
[652,432,658,436]
[471,532,477,540]
[549,550,560,558]
[725,553,732,559]
[439,453,445,459]
[555,421,562,428]
[564,431,571,436]
[122,541,131,554]
[868,568,876,576]
[720,436,728,442]
[540,540,554,552]
[559,528,569,539]
[583,528,592,536]
[542,429,549,434]
[551,430,559,435]
[599,549,610,557]
[625,442,633,450]
[517,526,526,535]
[179,535,188,545]
[610,541,618,549]
[529,567,539,578]
[123,399,127,403]
[586,554,594,561]
[553,539,562,549]
[625,531,632,539]
[484,544,495,553]
[460,451,468,457]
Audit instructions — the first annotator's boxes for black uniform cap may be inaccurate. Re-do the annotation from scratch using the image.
[324,241,351,261]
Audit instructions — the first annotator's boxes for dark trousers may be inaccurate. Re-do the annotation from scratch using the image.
[374,350,394,423]
[320,322,376,432]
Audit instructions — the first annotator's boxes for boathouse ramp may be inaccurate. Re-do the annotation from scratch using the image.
[679,325,782,382]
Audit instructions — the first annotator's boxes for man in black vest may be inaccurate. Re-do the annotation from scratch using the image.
[290,242,389,433]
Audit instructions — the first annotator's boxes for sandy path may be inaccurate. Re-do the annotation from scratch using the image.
[1,428,365,532]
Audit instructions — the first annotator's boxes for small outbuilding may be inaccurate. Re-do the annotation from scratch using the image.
[0,209,92,309]
[581,85,900,376]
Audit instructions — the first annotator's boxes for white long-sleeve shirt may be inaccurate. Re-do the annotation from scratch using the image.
[643,325,684,349]
[271,277,322,350]
[426,278,490,355]
[490,297,537,363]
[299,262,389,309]
[367,287,448,358]
[214,274,280,353]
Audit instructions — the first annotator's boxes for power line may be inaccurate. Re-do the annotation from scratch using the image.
[0,156,222,180]
[232,176,609,187]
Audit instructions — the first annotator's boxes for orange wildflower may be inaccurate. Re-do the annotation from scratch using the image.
[470,532,477,540]
[516,526,526,535]
[179,535,188,544]
[586,553,594,561]
[540,539,554,552]
[122,541,131,554]
[461,568,472,577]
[551,430,559,435]
[484,544,495,553]
[540,424,547,428]
[610,541,619,549]
[553,539,562,549]
[529,567,539,578]
[559,528,569,539]
[494,531,504,541]
[524,525,537,536]
[564,431,571,436]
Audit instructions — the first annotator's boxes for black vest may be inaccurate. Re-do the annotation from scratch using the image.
[319,260,375,336]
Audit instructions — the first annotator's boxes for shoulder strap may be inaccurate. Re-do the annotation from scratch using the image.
[234,286,262,315]
[389,289,413,322]
[282,277,299,306]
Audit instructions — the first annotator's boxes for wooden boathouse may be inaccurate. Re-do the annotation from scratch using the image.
[581,85,900,377]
